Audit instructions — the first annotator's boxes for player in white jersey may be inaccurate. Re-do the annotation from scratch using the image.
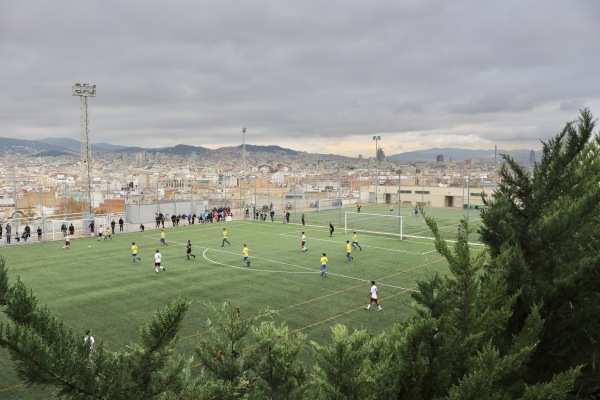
[154,250,166,274]
[366,280,382,311]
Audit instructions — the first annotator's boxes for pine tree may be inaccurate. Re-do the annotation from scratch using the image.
[0,256,193,399]
[247,322,308,399]
[480,109,600,394]
[373,216,581,399]
[193,301,275,396]
[311,324,380,399]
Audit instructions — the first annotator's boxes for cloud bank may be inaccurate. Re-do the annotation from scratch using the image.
[1,0,599,156]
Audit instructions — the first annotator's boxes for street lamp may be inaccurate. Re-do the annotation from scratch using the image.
[242,127,247,218]
[373,136,381,204]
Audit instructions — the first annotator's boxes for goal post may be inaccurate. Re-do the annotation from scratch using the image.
[344,211,404,239]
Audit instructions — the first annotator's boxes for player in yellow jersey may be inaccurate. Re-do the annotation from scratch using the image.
[131,242,141,262]
[346,240,353,261]
[320,253,328,277]
[351,231,362,251]
[160,230,169,246]
[222,228,231,246]
[242,244,250,266]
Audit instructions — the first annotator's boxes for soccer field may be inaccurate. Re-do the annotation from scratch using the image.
[0,207,482,398]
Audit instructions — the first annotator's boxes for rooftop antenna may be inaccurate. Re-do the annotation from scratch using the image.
[72,83,96,213]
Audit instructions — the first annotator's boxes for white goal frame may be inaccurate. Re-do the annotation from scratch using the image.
[344,211,404,240]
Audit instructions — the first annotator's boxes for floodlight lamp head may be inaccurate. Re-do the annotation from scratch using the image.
[242,127,246,133]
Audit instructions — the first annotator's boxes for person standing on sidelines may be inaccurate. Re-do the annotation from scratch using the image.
[111,219,116,235]
[160,230,169,246]
[37,226,42,241]
[186,240,196,260]
[131,242,141,262]
[301,213,305,225]
[301,232,307,252]
[366,280,382,311]
[328,222,335,237]
[119,217,124,232]
[320,253,328,277]
[154,249,166,274]
[221,228,231,247]
[242,244,251,266]
[414,205,419,217]
[346,240,354,261]
[351,232,363,251]
[84,330,95,353]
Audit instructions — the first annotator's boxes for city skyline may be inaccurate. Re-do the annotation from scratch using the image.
[1,1,599,157]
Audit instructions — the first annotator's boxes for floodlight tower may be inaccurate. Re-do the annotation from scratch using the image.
[242,127,247,218]
[72,83,96,213]
[373,136,381,204]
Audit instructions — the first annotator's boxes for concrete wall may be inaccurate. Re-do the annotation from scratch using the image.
[363,184,493,208]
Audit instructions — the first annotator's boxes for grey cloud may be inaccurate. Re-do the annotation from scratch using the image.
[1,0,599,154]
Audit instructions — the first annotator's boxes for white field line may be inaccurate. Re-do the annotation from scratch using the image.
[202,248,416,292]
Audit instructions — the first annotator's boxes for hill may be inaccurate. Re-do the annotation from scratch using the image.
[387,148,535,162]
[37,137,130,153]
[0,136,537,162]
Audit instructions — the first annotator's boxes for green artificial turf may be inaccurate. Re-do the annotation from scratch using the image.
[0,206,482,399]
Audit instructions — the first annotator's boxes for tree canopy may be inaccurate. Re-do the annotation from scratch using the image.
[480,108,600,395]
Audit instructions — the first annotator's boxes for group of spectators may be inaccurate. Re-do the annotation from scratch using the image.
[250,208,289,222]
[154,207,233,228]
[0,223,44,244]
[1,207,239,246]
[60,222,76,237]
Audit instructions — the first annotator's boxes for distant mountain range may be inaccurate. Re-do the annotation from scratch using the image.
[0,137,300,158]
[387,147,535,163]
[0,136,535,162]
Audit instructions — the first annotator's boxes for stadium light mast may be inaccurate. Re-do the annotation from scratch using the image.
[397,169,402,217]
[242,127,247,218]
[373,136,381,205]
[72,83,96,213]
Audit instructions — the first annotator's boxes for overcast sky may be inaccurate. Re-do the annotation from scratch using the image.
[1,1,599,157]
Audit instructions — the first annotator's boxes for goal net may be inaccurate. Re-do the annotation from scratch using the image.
[344,211,404,239]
